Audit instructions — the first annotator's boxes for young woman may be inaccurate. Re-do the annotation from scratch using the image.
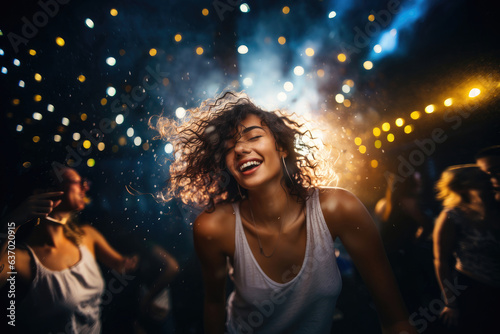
[154,92,415,333]
[0,167,137,333]
[433,165,500,333]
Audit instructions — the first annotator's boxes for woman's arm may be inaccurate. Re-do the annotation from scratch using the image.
[321,188,416,334]
[81,225,137,273]
[432,210,459,326]
[193,211,229,334]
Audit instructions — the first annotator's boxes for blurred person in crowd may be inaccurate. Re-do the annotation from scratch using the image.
[375,172,434,313]
[476,145,500,202]
[0,166,137,333]
[375,171,432,254]
[433,164,500,333]
[153,91,416,334]
[105,233,179,334]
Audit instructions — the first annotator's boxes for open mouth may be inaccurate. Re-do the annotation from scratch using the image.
[239,160,262,173]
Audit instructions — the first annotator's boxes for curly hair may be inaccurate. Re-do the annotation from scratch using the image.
[151,91,336,212]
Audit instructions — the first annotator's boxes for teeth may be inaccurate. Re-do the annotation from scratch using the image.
[239,160,261,171]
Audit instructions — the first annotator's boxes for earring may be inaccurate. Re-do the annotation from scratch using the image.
[282,156,294,184]
[237,184,245,199]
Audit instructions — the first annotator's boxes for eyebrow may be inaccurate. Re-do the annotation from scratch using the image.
[241,125,265,134]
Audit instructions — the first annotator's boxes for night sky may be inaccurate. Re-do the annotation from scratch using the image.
[0,0,499,331]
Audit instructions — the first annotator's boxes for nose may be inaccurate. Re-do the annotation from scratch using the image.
[234,140,251,155]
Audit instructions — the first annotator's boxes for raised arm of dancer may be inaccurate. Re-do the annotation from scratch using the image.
[82,225,138,273]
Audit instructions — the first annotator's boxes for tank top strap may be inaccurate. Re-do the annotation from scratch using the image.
[307,188,335,249]
[231,202,244,259]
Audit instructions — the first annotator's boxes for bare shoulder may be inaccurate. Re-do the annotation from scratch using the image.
[318,187,371,239]
[318,187,364,216]
[194,203,235,234]
[79,224,101,252]
[193,203,236,256]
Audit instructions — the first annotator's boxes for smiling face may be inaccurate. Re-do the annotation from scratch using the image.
[225,114,285,192]
[56,169,88,212]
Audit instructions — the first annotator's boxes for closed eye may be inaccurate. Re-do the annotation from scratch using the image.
[249,136,262,141]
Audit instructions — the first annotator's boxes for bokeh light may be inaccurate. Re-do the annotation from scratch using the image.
[240,3,250,13]
[165,143,173,154]
[373,127,381,137]
[359,145,366,154]
[85,18,94,28]
[363,61,373,70]
[354,137,362,145]
[87,159,96,167]
[243,77,253,86]
[174,34,182,42]
[106,57,116,66]
[110,9,118,16]
[305,48,315,57]
[278,36,286,45]
[469,88,480,98]
[277,92,287,102]
[106,86,116,96]
[382,122,390,132]
[284,81,294,91]
[410,111,421,119]
[371,160,378,168]
[149,48,157,56]
[337,53,346,62]
[328,11,337,18]
[335,94,344,103]
[127,127,135,137]
[196,47,204,55]
[56,37,65,46]
[175,107,186,119]
[395,118,404,127]
[387,133,395,142]
[293,66,304,76]
[282,6,290,14]
[116,114,124,124]
[83,140,91,149]
[444,98,453,106]
[425,104,435,113]
[404,125,414,134]
[238,45,249,54]
[202,8,209,16]
[34,73,42,81]
[374,140,382,148]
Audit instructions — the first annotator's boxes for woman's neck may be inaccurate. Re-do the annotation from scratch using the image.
[30,218,68,247]
[246,183,295,226]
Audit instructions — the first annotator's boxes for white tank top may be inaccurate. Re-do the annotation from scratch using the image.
[18,244,105,334]
[227,189,342,333]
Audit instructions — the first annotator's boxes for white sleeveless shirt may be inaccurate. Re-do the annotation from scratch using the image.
[18,244,105,334]
[227,189,342,333]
